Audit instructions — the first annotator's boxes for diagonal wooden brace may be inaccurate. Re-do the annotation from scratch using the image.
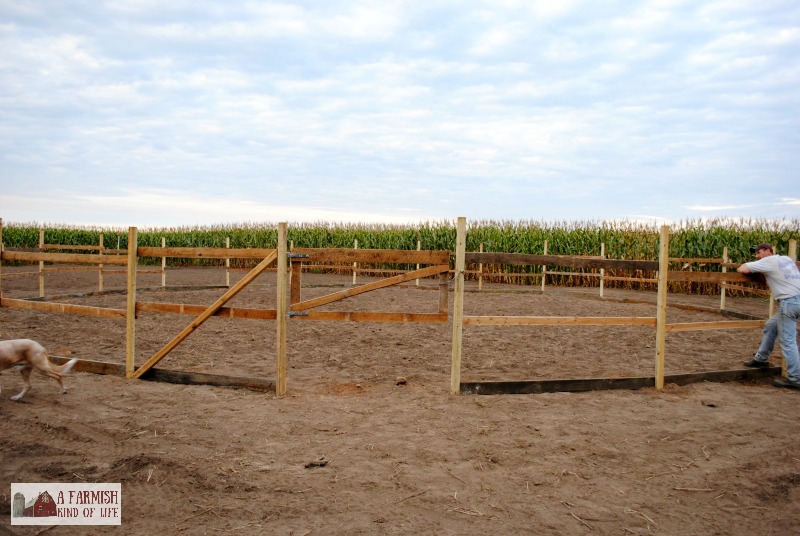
[131,250,277,379]
[289,264,450,312]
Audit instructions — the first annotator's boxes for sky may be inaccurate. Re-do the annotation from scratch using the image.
[1,0,799,229]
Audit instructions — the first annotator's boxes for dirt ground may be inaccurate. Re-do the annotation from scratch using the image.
[1,266,799,535]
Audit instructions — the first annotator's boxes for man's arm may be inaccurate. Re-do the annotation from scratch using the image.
[737,263,752,274]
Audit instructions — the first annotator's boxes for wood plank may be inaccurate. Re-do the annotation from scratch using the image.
[1,250,128,265]
[290,260,302,304]
[451,217,466,396]
[51,355,125,376]
[0,271,38,278]
[667,271,766,283]
[131,251,278,379]
[668,257,723,263]
[41,266,102,273]
[161,237,167,287]
[460,367,779,395]
[38,266,161,275]
[665,320,764,332]
[0,297,126,318]
[463,315,656,327]
[545,270,600,277]
[137,301,278,320]
[294,311,449,323]
[355,267,439,276]
[137,246,275,259]
[724,283,771,296]
[541,240,548,291]
[125,227,138,378]
[50,356,275,392]
[292,247,450,265]
[465,252,660,271]
[276,223,288,397]
[42,244,103,251]
[100,268,164,275]
[38,230,44,298]
[290,264,450,311]
[600,275,657,283]
[722,260,800,270]
[654,226,669,389]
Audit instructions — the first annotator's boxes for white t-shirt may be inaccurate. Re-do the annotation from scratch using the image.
[745,255,800,300]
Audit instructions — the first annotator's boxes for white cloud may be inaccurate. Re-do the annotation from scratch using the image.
[0,190,430,228]
[684,204,753,211]
[469,22,527,57]
[766,27,800,46]
[0,1,798,227]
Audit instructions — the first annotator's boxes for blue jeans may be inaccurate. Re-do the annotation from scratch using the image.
[767,297,800,382]
[755,315,778,361]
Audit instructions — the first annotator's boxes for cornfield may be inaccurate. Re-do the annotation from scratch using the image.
[2,218,798,294]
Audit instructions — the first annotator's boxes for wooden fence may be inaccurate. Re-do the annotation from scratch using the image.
[4,227,774,312]
[0,217,794,397]
[452,220,796,395]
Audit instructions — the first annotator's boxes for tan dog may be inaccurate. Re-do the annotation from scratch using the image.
[0,339,78,401]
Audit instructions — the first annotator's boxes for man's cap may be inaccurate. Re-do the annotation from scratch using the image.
[749,243,773,254]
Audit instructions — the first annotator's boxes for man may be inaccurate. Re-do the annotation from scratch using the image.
[738,243,800,389]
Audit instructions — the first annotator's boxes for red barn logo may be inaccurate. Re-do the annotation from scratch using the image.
[17,490,57,518]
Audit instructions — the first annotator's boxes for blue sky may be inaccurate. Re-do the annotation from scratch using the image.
[1,1,798,228]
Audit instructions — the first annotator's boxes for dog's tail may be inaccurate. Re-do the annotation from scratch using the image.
[54,358,79,375]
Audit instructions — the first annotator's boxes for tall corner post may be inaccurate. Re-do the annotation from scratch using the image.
[450,217,467,395]
[276,222,288,397]
[654,225,670,389]
[125,226,138,378]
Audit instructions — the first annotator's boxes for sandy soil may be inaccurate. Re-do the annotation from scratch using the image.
[1,266,799,535]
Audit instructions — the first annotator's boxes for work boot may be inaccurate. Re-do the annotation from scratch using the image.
[773,378,800,390]
[743,358,770,368]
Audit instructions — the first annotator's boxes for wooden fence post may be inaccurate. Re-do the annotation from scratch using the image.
[289,240,302,305]
[720,246,728,311]
[276,222,288,397]
[161,237,167,288]
[352,239,358,286]
[540,239,548,292]
[416,240,421,286]
[599,243,605,298]
[39,228,45,298]
[125,227,138,379]
[654,225,670,389]
[478,242,484,291]
[98,234,104,292]
[450,217,466,395]
[225,237,231,288]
